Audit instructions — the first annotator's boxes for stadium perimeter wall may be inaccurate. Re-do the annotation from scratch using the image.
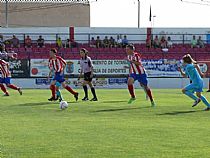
[12,78,209,89]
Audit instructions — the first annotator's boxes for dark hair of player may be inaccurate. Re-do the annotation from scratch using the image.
[182,54,197,64]
[80,48,88,55]
[50,48,57,54]
[80,48,89,60]
[126,44,135,51]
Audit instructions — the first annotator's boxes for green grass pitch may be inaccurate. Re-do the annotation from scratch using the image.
[1,89,210,158]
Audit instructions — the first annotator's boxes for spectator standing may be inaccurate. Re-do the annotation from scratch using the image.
[103,36,109,48]
[191,35,197,48]
[167,36,173,48]
[56,37,63,48]
[153,35,159,48]
[37,35,45,48]
[122,35,128,47]
[65,39,70,48]
[109,36,115,48]
[25,35,32,48]
[90,37,96,48]
[95,36,102,48]
[197,36,204,48]
[160,36,167,48]
[116,35,122,48]
[11,35,20,48]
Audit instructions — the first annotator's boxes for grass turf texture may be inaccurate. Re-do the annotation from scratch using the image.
[0,89,210,158]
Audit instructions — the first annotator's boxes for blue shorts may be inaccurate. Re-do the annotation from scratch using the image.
[129,73,148,86]
[0,77,11,84]
[184,83,203,93]
[53,72,65,83]
[56,82,61,87]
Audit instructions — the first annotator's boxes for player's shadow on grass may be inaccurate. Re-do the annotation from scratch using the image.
[93,106,150,113]
[16,101,80,107]
[157,110,201,116]
[101,101,128,104]
[16,102,54,107]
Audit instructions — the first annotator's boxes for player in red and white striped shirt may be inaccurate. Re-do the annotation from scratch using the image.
[0,59,22,96]
[48,48,79,101]
[126,44,155,106]
[0,72,8,96]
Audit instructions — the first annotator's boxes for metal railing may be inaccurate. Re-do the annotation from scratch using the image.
[1,32,210,46]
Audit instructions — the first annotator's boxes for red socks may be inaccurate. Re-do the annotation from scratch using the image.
[128,84,135,98]
[7,84,19,90]
[65,85,77,95]
[0,84,9,95]
[50,85,56,98]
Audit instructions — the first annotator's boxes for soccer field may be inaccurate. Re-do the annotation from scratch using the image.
[1,89,210,158]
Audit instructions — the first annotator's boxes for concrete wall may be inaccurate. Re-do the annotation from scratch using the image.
[12,78,209,89]
[0,3,90,27]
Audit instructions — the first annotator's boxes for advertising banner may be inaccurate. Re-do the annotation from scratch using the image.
[30,59,50,77]
[198,61,210,77]
[30,59,210,78]
[30,59,130,77]
[65,60,129,75]
[142,59,181,77]
[35,78,108,88]
[10,59,30,78]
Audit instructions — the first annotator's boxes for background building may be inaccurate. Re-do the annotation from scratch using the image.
[0,1,90,27]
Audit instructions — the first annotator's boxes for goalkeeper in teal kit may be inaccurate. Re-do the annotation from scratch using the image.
[178,54,210,111]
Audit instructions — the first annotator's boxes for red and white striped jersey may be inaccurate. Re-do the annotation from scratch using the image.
[48,56,66,73]
[0,59,11,78]
[127,52,145,75]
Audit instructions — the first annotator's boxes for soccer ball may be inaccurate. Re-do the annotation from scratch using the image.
[59,101,68,110]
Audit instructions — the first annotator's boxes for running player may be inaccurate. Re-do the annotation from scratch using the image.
[0,59,22,95]
[78,48,98,101]
[0,73,9,96]
[0,45,18,96]
[48,48,79,101]
[126,44,155,106]
[125,59,148,100]
[178,54,210,111]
